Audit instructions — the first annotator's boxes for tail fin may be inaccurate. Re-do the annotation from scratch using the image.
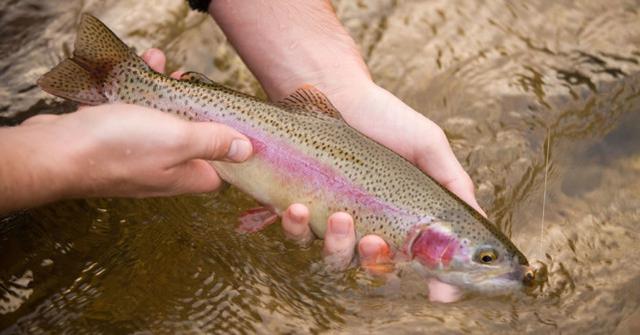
[37,14,148,105]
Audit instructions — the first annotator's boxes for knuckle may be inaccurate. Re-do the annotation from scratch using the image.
[430,125,449,146]
[207,124,236,159]
[205,129,227,159]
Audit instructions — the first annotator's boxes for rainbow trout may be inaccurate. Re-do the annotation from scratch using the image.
[38,14,534,293]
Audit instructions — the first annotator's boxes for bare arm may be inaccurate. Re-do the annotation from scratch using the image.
[210,1,370,102]
[0,124,72,213]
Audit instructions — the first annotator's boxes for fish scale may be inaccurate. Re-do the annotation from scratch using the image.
[37,14,533,293]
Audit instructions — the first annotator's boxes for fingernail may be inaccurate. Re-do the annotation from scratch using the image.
[171,70,186,80]
[359,242,381,257]
[289,210,304,225]
[227,139,252,162]
[330,218,350,237]
[145,48,159,57]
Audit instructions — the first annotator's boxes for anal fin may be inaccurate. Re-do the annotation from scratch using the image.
[236,207,279,233]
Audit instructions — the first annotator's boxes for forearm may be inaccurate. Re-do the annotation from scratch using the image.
[209,0,372,106]
[0,126,72,214]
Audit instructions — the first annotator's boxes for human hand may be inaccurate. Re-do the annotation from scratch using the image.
[21,103,251,200]
[145,48,462,302]
[1,100,250,213]
[209,0,484,214]
[14,51,252,205]
[141,48,404,287]
[207,1,472,302]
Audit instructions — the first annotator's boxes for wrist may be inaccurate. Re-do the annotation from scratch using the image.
[255,41,373,104]
[32,123,86,201]
[209,0,372,101]
[0,124,77,212]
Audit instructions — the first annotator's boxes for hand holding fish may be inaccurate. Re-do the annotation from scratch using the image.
[142,49,440,299]
[207,1,486,301]
[29,3,536,301]
[0,48,415,300]
[0,103,251,212]
[209,0,484,215]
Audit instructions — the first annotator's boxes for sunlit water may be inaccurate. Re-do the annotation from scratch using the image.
[1,0,639,333]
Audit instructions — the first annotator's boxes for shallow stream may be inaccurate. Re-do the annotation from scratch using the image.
[1,0,639,333]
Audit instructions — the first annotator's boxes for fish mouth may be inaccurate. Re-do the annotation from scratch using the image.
[431,261,534,293]
[522,266,536,286]
[409,260,531,294]
[415,267,524,294]
[484,264,535,288]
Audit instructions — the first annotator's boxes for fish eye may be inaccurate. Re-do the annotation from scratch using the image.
[475,249,498,264]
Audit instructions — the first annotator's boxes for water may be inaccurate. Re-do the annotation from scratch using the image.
[1,0,639,333]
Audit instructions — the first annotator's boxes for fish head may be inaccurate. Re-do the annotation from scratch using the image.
[406,219,534,294]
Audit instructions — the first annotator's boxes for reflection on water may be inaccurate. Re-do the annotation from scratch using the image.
[1,0,639,333]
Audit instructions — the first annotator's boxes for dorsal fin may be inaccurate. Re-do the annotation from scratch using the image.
[180,71,215,85]
[277,85,344,120]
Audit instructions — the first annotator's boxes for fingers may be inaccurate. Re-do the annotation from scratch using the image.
[282,208,395,274]
[168,159,224,194]
[282,207,395,273]
[141,48,184,79]
[282,204,314,244]
[182,122,252,162]
[441,174,486,217]
[317,213,461,303]
[316,212,462,303]
[170,70,185,79]
[21,114,59,125]
[358,234,394,273]
[413,122,486,217]
[348,85,486,217]
[142,48,166,73]
[427,277,463,303]
[322,212,356,271]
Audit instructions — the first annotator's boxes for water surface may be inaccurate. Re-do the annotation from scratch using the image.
[1,0,639,333]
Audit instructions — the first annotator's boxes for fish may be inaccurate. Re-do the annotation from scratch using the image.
[37,14,535,294]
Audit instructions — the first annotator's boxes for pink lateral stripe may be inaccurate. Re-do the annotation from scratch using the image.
[191,103,419,221]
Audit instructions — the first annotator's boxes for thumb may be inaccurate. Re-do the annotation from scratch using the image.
[184,122,253,162]
[21,114,60,125]
[168,159,225,194]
